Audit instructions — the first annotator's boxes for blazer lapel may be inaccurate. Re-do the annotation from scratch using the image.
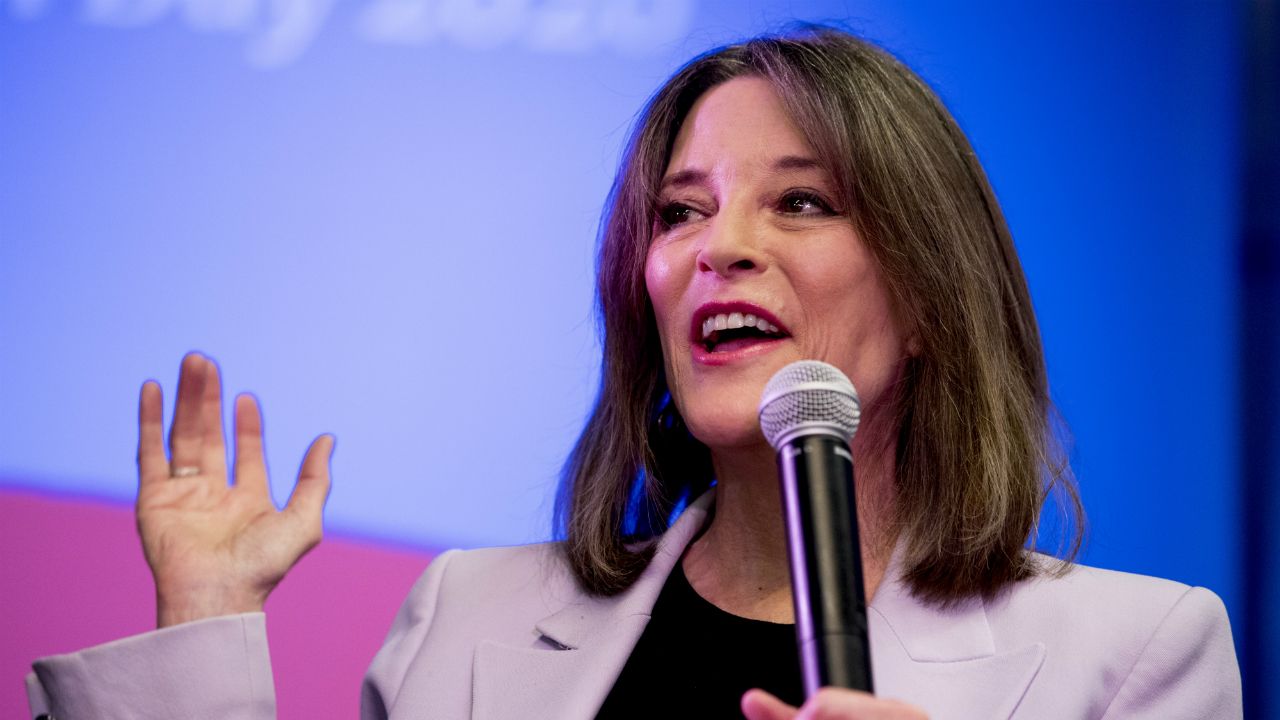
[868,551,1045,720]
[471,494,713,720]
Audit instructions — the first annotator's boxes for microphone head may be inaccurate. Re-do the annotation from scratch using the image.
[758,360,861,449]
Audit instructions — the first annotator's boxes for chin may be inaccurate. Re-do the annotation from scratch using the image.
[679,395,768,451]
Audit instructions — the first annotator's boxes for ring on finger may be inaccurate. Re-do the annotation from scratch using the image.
[171,466,201,478]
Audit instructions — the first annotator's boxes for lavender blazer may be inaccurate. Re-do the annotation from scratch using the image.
[28,493,1242,719]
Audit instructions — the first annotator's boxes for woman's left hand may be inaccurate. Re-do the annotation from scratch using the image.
[742,688,929,720]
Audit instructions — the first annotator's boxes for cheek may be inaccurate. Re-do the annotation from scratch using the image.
[644,246,683,334]
[807,256,906,401]
[643,252,667,313]
[644,248,681,367]
[645,245,703,415]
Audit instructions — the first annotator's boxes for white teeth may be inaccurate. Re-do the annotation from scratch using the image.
[700,312,783,340]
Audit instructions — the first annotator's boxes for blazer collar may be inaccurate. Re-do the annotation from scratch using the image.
[471,493,713,720]
[870,540,998,661]
[867,543,1045,718]
[472,490,1045,720]
[530,492,711,651]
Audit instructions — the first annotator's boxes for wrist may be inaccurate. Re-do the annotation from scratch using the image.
[156,585,265,628]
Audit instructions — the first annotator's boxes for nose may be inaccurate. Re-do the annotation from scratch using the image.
[695,207,765,278]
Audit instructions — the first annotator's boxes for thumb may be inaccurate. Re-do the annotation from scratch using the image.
[742,689,799,720]
[283,433,334,543]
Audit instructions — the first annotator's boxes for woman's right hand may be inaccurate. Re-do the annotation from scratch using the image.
[136,353,334,628]
[742,689,929,720]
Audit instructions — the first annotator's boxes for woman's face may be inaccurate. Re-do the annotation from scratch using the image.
[645,76,912,453]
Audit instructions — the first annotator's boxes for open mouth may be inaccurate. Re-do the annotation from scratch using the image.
[698,310,789,353]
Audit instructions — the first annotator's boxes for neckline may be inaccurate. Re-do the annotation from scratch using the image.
[670,557,795,628]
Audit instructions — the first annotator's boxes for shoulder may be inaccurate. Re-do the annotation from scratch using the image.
[362,541,585,717]
[994,554,1205,628]
[403,542,581,623]
[988,555,1241,718]
[989,554,1235,656]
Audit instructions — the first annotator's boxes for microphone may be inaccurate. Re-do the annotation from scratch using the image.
[758,360,873,697]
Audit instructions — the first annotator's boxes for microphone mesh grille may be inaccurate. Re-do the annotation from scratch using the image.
[758,360,861,449]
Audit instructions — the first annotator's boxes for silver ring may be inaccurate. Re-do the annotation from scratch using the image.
[171,466,201,478]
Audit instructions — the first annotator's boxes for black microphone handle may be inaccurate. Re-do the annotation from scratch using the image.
[777,433,874,696]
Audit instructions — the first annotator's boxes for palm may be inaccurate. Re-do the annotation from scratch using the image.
[136,354,332,627]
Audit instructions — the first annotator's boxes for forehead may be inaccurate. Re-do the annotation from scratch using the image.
[666,76,815,173]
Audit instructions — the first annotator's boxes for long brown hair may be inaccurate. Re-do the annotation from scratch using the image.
[555,26,1083,604]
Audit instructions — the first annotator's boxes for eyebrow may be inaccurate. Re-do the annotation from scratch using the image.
[658,155,824,192]
[658,168,707,193]
[771,155,822,172]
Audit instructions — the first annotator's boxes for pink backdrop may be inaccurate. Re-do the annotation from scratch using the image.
[1,486,436,718]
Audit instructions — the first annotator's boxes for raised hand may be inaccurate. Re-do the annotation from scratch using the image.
[136,353,334,628]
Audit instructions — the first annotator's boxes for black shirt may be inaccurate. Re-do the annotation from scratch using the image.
[594,560,804,718]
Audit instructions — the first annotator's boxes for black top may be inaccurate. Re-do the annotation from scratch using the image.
[594,560,804,718]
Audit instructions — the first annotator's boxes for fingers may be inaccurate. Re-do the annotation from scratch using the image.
[199,356,228,475]
[168,353,208,472]
[283,434,334,546]
[233,393,269,494]
[795,689,929,720]
[742,689,929,720]
[742,690,798,720]
[138,380,169,488]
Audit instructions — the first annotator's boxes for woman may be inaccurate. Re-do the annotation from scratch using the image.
[28,28,1240,719]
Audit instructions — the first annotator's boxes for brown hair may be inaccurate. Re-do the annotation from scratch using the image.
[555,26,1083,604]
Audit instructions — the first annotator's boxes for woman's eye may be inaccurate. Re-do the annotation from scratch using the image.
[657,202,699,228]
[779,191,835,216]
